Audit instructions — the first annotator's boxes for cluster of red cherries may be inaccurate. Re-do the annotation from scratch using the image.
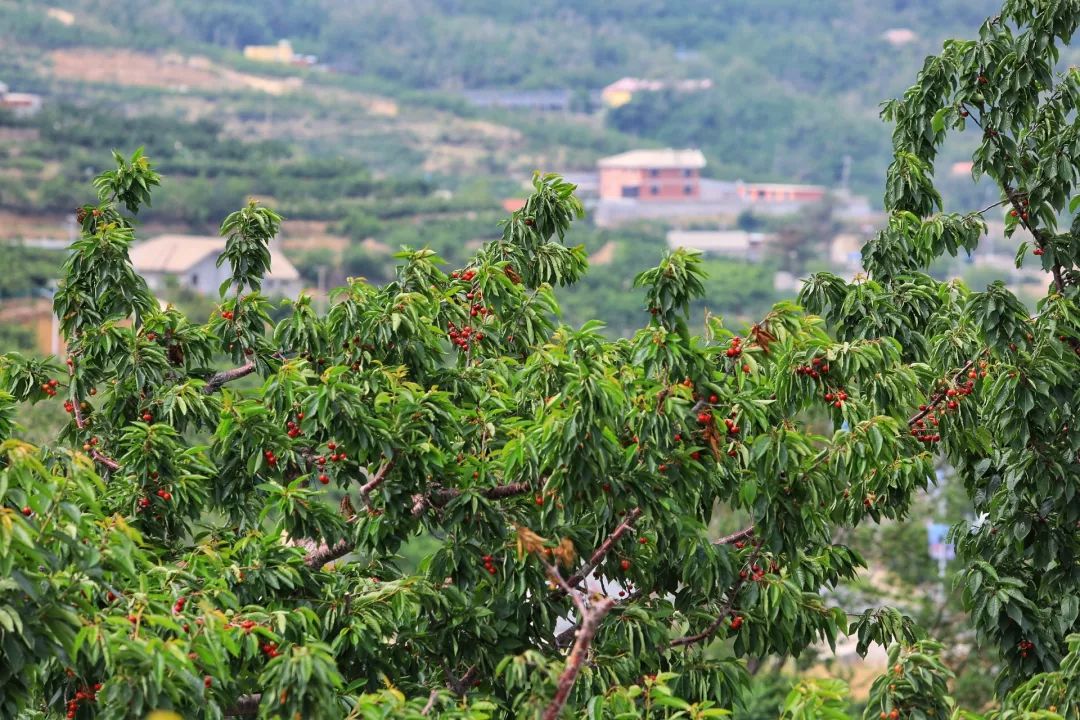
[794,356,830,378]
[738,562,767,582]
[823,388,848,409]
[65,683,102,718]
[40,377,60,397]
[1017,639,1035,658]
[448,321,484,352]
[137,471,172,508]
[286,411,305,438]
[449,268,477,283]
[315,443,345,484]
[263,449,279,468]
[911,376,977,444]
[481,554,498,575]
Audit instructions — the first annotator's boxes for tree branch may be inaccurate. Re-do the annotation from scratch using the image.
[224,693,261,717]
[556,507,643,596]
[428,481,533,508]
[203,362,256,395]
[358,456,397,505]
[906,359,977,427]
[303,538,353,569]
[541,565,616,720]
[421,689,439,716]
[669,543,762,648]
[68,364,120,471]
[714,525,754,546]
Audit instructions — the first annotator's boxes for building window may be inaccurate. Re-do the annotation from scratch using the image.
[621,186,640,198]
[683,169,692,177]
[684,185,694,195]
[649,169,660,177]
[650,185,660,195]
[190,274,199,286]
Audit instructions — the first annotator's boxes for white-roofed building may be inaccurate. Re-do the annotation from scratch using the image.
[666,230,772,262]
[130,234,302,297]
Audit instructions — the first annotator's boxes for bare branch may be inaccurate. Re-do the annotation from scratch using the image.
[304,538,353,569]
[421,689,439,716]
[429,481,533,507]
[358,456,397,505]
[90,449,120,471]
[541,564,617,720]
[224,694,261,717]
[556,508,642,596]
[714,525,754,546]
[203,362,256,395]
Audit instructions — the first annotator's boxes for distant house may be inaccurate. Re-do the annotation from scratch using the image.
[463,89,575,112]
[666,230,772,262]
[600,77,712,108]
[0,82,43,118]
[734,182,827,204]
[131,235,302,297]
[243,40,314,66]
[598,149,707,201]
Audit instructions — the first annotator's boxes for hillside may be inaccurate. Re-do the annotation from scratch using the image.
[1,0,1010,194]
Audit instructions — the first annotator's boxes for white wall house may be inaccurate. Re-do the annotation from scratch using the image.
[130,235,302,297]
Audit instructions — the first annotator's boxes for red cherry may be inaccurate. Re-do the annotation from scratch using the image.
[1034,247,1044,256]
[639,537,648,544]
[535,495,544,505]
[21,506,31,517]
[142,413,152,422]
[161,492,172,502]
[318,474,329,484]
[204,676,212,688]
[620,559,631,571]
[708,394,718,403]
[327,441,336,450]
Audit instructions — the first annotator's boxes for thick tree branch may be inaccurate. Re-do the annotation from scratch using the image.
[541,565,616,720]
[203,362,256,395]
[421,689,439,716]
[556,507,643,597]
[429,481,533,507]
[224,693,261,717]
[358,456,397,505]
[714,525,754,546]
[304,538,353,569]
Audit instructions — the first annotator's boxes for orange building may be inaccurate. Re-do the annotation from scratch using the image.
[734,182,827,204]
[597,149,707,201]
